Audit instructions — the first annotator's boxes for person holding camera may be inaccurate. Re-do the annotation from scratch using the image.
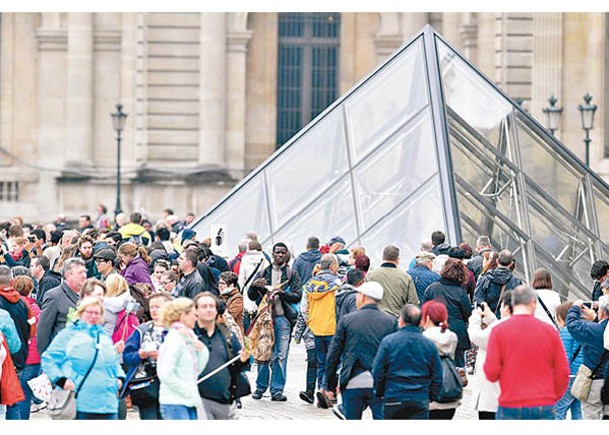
[122,292,172,419]
[467,293,513,420]
[565,295,609,419]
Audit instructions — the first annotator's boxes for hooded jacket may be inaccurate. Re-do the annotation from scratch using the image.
[335,283,358,323]
[0,286,33,369]
[119,223,151,246]
[474,267,522,315]
[120,255,153,287]
[41,320,125,414]
[301,270,341,336]
[292,249,322,284]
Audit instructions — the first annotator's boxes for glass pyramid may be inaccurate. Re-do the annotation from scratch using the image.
[191,25,609,301]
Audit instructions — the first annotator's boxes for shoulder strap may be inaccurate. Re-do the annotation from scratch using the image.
[75,331,100,398]
[243,259,264,291]
[495,283,507,314]
[591,350,609,377]
[536,294,559,330]
[571,345,582,363]
[217,322,235,360]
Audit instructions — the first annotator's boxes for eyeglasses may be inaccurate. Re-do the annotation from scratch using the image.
[160,281,173,286]
[94,258,110,263]
[83,310,102,317]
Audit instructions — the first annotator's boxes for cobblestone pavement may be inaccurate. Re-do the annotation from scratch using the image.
[30,342,477,421]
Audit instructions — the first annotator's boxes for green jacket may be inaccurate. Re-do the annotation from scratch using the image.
[365,262,419,318]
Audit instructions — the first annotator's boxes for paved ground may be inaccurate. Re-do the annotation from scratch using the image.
[31,342,477,421]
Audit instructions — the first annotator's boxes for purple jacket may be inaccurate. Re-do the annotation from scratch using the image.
[120,256,153,287]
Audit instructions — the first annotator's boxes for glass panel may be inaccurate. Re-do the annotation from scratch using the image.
[360,179,445,269]
[266,109,348,230]
[533,243,591,301]
[516,116,583,217]
[593,183,609,240]
[270,176,357,261]
[354,109,438,231]
[437,39,513,156]
[345,37,428,163]
[193,175,270,257]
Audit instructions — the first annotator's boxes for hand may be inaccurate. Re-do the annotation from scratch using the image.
[581,306,596,321]
[114,340,125,354]
[480,302,492,317]
[117,379,123,390]
[138,348,150,359]
[239,347,250,363]
[147,350,159,360]
[253,278,267,288]
[64,379,76,391]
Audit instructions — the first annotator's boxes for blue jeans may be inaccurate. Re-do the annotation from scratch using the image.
[555,377,582,420]
[305,348,318,393]
[76,412,118,420]
[255,315,291,396]
[160,404,197,420]
[497,405,556,420]
[384,399,429,420]
[6,363,41,420]
[342,388,383,420]
[313,335,333,391]
[138,404,162,420]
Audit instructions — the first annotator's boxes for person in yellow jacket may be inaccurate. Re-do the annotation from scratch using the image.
[118,212,151,246]
[300,253,341,408]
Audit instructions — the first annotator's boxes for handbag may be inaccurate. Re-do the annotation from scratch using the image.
[48,331,100,420]
[571,350,609,401]
[434,355,464,403]
[27,372,53,402]
[128,375,160,408]
[230,368,251,401]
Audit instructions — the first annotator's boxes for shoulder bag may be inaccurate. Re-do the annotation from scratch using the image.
[571,350,609,402]
[48,331,100,420]
[434,355,464,403]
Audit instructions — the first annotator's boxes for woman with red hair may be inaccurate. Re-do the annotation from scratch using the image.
[421,299,461,420]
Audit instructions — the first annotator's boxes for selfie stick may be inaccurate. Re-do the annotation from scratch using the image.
[197,355,241,384]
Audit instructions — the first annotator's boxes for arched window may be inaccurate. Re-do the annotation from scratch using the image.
[276,12,341,148]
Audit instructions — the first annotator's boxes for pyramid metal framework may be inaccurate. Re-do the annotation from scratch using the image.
[191,25,609,301]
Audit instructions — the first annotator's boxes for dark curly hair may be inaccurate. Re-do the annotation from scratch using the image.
[440,258,467,285]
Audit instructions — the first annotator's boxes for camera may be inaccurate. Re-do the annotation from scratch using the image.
[474,301,486,310]
[582,301,593,309]
[27,235,35,243]
[124,300,142,314]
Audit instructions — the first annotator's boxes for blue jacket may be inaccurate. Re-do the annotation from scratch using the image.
[372,325,443,402]
[408,265,440,303]
[326,304,397,392]
[0,308,21,353]
[474,267,522,316]
[559,326,584,375]
[41,320,125,414]
[566,307,609,377]
[292,249,322,284]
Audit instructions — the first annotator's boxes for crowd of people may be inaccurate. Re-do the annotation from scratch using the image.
[0,209,608,421]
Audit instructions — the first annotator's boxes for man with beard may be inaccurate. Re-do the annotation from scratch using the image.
[76,236,99,279]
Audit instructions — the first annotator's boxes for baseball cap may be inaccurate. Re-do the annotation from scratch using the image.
[93,248,116,261]
[357,281,383,301]
[415,251,436,261]
[328,236,346,246]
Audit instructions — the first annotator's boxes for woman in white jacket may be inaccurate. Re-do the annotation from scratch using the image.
[421,299,461,420]
[467,290,513,420]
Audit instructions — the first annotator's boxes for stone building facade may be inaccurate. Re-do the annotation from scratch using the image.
[0,12,607,223]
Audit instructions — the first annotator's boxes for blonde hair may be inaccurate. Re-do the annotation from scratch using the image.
[76,297,104,318]
[161,297,194,327]
[105,273,129,297]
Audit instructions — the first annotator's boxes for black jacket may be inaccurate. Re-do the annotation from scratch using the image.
[474,267,522,316]
[335,284,357,324]
[247,264,301,324]
[423,278,473,351]
[37,270,62,305]
[326,304,397,393]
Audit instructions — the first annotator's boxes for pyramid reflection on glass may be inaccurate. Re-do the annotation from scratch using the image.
[192,25,609,301]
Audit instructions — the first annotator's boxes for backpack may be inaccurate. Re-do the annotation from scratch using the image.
[112,308,140,344]
[435,355,464,403]
[128,234,144,246]
[246,294,274,362]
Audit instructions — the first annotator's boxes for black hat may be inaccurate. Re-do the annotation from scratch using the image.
[447,247,465,260]
[93,248,116,261]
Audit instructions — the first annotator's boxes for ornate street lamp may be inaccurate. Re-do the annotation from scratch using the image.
[542,95,562,136]
[111,103,128,217]
[577,93,597,167]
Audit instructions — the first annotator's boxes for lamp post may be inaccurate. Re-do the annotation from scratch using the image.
[542,95,562,136]
[111,104,128,217]
[577,93,597,167]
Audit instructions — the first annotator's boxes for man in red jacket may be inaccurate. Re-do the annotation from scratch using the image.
[484,284,570,419]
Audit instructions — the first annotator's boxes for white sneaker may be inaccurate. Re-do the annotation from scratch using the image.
[30,402,48,413]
